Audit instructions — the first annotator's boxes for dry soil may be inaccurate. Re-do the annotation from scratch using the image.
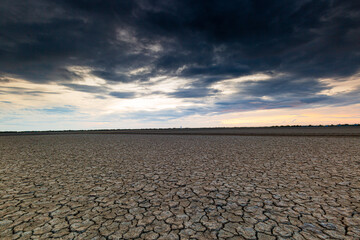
[0,134,359,239]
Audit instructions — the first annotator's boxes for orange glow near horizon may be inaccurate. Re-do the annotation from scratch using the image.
[220,104,360,127]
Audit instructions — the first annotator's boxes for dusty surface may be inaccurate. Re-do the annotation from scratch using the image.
[0,134,359,239]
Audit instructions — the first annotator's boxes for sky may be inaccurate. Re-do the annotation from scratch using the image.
[0,0,360,131]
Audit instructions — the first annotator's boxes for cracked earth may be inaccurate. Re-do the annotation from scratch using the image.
[0,134,359,239]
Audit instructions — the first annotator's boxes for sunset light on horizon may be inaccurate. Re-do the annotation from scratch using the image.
[1,1,359,131]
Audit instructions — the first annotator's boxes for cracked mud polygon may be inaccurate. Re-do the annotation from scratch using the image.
[1,133,359,239]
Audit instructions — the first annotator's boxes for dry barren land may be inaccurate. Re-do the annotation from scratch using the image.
[0,134,359,239]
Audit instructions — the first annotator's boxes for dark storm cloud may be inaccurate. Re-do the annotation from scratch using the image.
[62,83,137,98]
[109,91,136,99]
[91,71,131,83]
[1,0,360,113]
[62,83,107,94]
[0,86,58,96]
[241,76,328,97]
[169,87,219,98]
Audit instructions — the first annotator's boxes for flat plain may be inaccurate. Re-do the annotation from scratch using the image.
[0,132,359,239]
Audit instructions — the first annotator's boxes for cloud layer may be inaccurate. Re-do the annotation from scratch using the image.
[0,0,360,129]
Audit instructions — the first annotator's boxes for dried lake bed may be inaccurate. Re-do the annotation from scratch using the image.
[0,133,359,239]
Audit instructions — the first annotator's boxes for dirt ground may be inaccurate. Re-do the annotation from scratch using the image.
[0,134,359,239]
